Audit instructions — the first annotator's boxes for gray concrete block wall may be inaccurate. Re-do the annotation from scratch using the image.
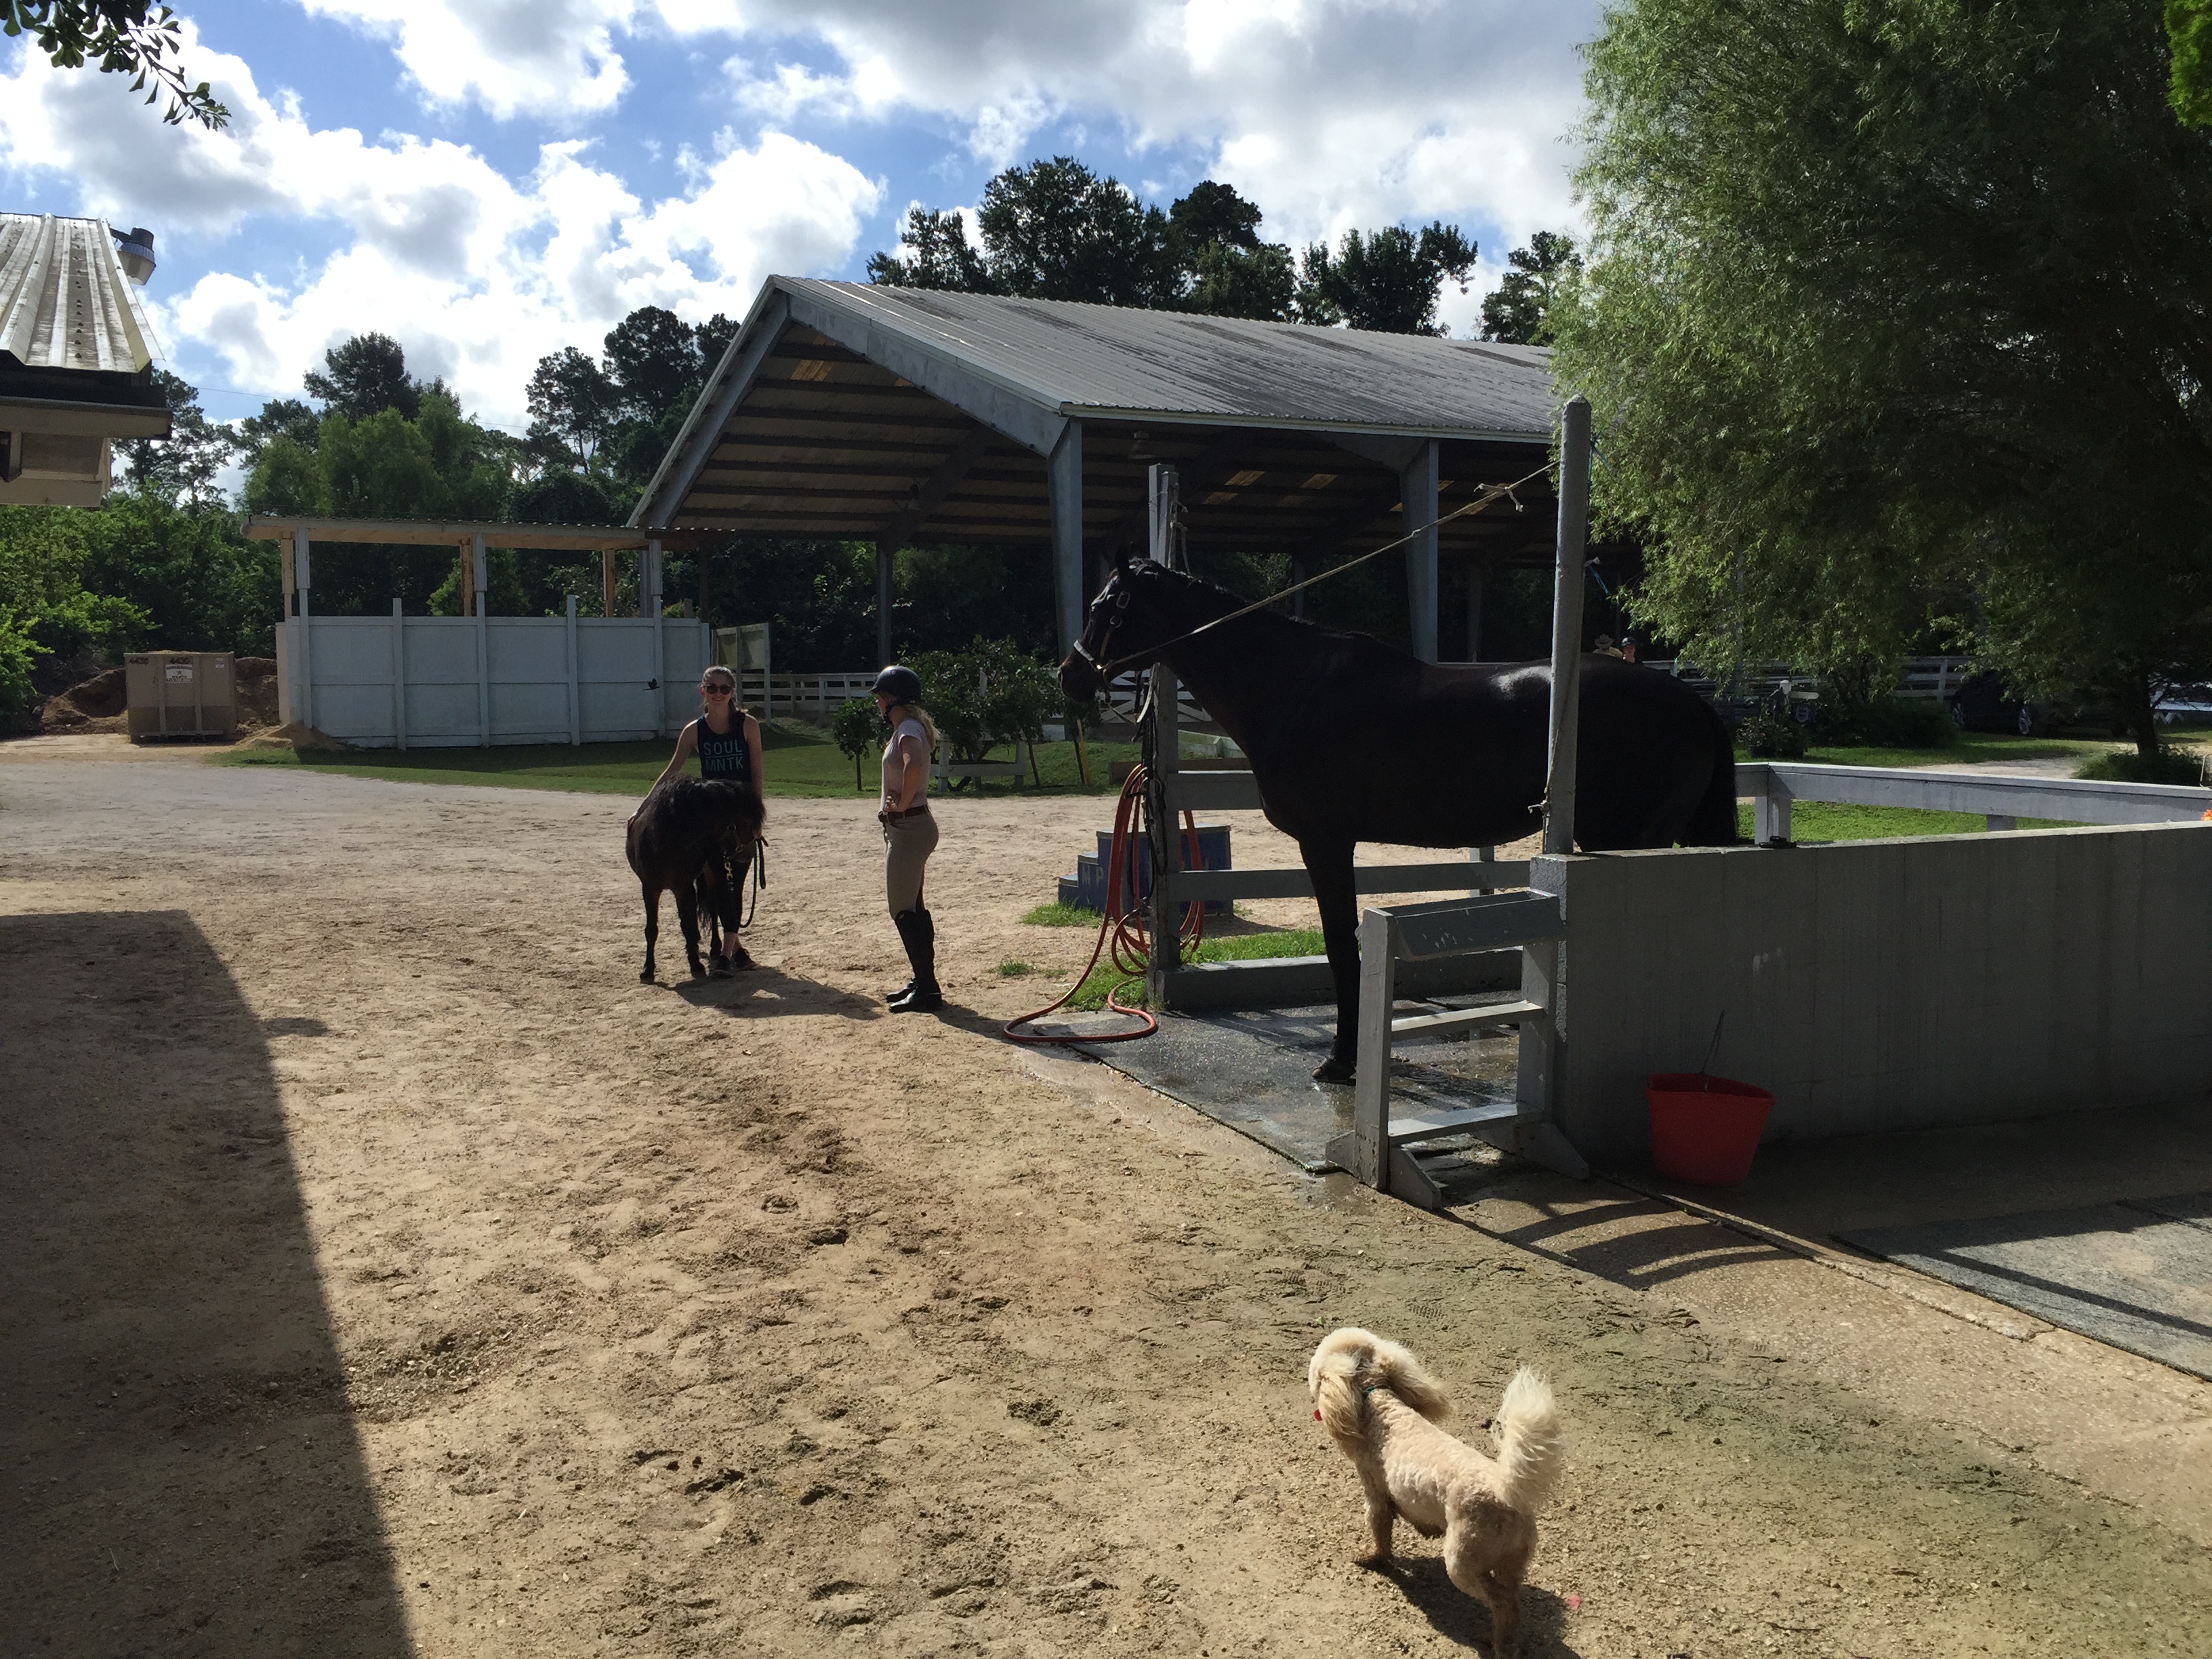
[1540,824,2212,1163]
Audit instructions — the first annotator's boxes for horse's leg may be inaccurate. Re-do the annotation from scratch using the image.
[1302,836,1361,1083]
[640,882,661,983]
[676,878,707,979]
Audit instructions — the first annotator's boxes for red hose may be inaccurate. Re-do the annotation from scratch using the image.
[1002,764,1206,1044]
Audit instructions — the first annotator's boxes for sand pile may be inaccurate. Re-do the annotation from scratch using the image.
[36,667,127,734]
[239,720,350,752]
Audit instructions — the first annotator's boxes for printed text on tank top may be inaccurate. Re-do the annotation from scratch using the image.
[693,714,752,785]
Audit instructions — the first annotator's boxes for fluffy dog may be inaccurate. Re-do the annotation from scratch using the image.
[1307,1327,1563,1656]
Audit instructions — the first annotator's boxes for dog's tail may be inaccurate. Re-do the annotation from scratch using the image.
[1491,1367,1565,1515]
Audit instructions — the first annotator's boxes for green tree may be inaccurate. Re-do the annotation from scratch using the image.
[831,695,878,790]
[115,368,239,508]
[1296,223,1476,334]
[1551,0,2212,755]
[0,1,227,127]
[1479,232,1581,345]
[233,396,319,466]
[1169,182,1296,321]
[2173,0,2212,124]
[525,346,619,471]
[303,332,425,422]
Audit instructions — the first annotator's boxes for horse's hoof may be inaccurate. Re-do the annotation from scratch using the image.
[1313,1056,1355,1085]
[689,963,710,980]
[638,969,655,984]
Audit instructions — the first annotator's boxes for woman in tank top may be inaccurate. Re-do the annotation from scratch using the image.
[872,663,943,1012]
[635,665,764,971]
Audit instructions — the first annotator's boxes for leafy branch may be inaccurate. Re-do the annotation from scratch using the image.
[1,1,230,129]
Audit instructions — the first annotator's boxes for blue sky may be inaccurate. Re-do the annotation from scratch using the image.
[0,0,1603,432]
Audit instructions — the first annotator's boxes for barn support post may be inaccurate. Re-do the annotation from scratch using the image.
[648,538,667,736]
[1544,396,1593,856]
[600,548,616,618]
[292,527,314,733]
[390,598,407,750]
[875,538,894,668]
[1399,439,1440,663]
[472,532,491,747]
[457,536,475,617]
[1145,464,1182,1009]
[1047,419,1084,657]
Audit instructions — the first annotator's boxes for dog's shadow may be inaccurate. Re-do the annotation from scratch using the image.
[1381,1557,1586,1658]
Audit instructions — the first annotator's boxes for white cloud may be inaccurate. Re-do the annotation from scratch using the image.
[0,30,881,427]
[298,0,638,119]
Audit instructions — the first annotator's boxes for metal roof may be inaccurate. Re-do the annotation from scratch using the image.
[0,213,156,380]
[635,277,1564,577]
[770,279,1557,441]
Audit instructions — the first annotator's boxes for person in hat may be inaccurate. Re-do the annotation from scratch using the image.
[873,664,943,1011]
[633,663,764,973]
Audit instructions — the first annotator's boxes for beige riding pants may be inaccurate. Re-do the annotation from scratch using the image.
[882,810,939,915]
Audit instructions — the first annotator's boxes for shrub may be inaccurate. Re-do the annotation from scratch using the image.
[1735,710,1807,758]
[2074,747,2207,785]
[0,612,46,723]
[909,638,1060,768]
[1809,695,1957,750]
[830,696,879,791]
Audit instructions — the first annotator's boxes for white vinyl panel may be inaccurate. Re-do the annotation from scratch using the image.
[310,682,398,742]
[306,618,397,684]
[489,682,569,738]
[401,619,482,684]
[576,619,655,681]
[579,679,659,739]
[404,682,482,741]
[485,618,571,682]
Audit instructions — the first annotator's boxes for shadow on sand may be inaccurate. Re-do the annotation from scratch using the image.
[0,910,413,1657]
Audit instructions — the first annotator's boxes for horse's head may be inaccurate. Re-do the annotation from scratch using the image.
[1059,553,1186,701]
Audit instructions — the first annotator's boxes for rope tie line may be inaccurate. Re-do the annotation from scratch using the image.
[1091,459,1554,678]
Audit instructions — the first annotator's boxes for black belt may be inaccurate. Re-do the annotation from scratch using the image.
[880,805,931,822]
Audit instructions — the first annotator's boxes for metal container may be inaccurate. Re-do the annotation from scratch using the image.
[125,652,235,741]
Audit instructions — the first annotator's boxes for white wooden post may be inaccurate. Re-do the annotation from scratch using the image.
[390,598,407,750]
[1145,464,1182,1009]
[1399,439,1440,663]
[1542,396,1593,856]
[472,531,490,746]
[1467,844,1498,897]
[648,537,667,736]
[1349,907,1398,1189]
[565,594,580,745]
[293,527,314,733]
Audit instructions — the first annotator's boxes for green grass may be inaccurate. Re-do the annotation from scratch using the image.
[217,722,1143,800]
[1062,925,1327,1012]
[1736,731,2114,770]
[994,959,1038,977]
[1736,802,2074,842]
[1022,901,1103,927]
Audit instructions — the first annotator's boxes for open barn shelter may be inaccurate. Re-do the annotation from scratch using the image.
[630,279,1570,663]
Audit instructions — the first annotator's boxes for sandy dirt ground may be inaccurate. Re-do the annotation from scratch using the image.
[4,736,2209,1659]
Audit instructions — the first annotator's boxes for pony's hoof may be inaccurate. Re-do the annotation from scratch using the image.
[638,968,655,984]
[1313,1055,1355,1084]
[689,962,710,980]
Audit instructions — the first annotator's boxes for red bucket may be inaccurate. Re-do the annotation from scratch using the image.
[1645,1073,1774,1185]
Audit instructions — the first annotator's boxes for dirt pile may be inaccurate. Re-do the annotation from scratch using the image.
[234,656,279,729]
[35,666,127,733]
[239,718,349,752]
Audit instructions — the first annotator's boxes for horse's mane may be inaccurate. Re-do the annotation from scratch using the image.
[1134,560,1404,657]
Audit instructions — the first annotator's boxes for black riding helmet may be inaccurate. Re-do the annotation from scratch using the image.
[872,664,922,705]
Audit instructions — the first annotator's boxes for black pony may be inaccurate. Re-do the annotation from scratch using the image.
[1060,557,1736,1081]
[624,777,765,983]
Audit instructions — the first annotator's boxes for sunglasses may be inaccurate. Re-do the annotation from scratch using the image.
[701,682,735,695]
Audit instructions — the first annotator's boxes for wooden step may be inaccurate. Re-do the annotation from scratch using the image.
[1389,999,1544,1039]
[1387,1099,1528,1144]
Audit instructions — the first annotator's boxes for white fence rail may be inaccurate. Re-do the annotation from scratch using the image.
[1740,760,2212,841]
[1643,655,1971,701]
[736,670,880,720]
[276,607,711,747]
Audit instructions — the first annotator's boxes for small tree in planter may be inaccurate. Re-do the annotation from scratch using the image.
[831,695,879,791]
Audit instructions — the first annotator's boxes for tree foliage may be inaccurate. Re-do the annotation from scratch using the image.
[1,1,228,128]
[116,368,238,508]
[302,332,428,422]
[870,159,1469,333]
[2173,0,2212,125]
[1479,232,1581,345]
[908,637,1061,769]
[1551,0,2212,753]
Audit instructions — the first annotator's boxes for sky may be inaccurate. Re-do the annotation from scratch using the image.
[0,0,1606,434]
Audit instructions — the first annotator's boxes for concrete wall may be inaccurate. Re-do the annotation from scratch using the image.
[276,614,710,747]
[1536,823,2212,1162]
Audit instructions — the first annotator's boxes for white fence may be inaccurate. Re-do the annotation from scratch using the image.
[735,670,879,720]
[1643,655,1971,701]
[276,605,712,747]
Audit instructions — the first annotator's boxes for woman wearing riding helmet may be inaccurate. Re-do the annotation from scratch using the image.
[873,663,943,1012]
[634,663,764,974]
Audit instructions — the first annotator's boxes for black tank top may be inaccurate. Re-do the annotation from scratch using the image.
[693,715,752,785]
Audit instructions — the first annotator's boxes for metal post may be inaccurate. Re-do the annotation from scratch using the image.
[1399,439,1439,663]
[293,527,314,734]
[1350,907,1397,1190]
[1145,463,1181,1010]
[565,594,580,746]
[875,538,894,667]
[600,548,616,618]
[390,598,407,750]
[646,538,668,736]
[472,532,490,747]
[1543,397,1593,856]
[1048,420,1085,657]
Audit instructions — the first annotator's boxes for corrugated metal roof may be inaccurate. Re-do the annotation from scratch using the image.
[0,213,155,377]
[779,279,1557,441]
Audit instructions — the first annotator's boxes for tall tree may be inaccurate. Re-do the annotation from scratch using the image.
[525,346,619,472]
[1551,0,2212,754]
[1479,232,1581,345]
[1168,181,1296,321]
[1,1,228,127]
[602,306,698,422]
[302,333,424,422]
[1295,224,1476,334]
[115,368,237,508]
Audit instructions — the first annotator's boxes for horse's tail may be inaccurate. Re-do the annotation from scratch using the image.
[1683,699,1740,846]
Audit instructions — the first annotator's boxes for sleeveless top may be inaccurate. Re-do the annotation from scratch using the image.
[693,714,752,785]
[882,716,928,807]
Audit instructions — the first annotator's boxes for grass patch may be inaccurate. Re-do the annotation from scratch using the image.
[218,724,1143,800]
[1063,925,1327,1011]
[2073,747,2209,785]
[1021,901,1103,927]
[1735,802,2072,841]
[1742,732,2109,770]
[994,960,1038,977]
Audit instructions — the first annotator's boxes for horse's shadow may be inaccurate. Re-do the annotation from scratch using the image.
[659,962,882,1020]
[1373,1555,1586,1657]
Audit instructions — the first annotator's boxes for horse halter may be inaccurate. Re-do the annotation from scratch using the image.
[1067,586,1134,679]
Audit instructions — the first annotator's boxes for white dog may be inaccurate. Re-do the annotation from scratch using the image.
[1307,1327,1563,1656]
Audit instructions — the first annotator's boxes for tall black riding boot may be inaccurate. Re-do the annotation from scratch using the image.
[888,907,941,1012]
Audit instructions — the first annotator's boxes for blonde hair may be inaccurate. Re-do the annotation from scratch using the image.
[890,701,939,756]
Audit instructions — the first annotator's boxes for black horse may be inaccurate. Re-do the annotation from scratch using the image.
[625,778,765,983]
[1059,556,1736,1081]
